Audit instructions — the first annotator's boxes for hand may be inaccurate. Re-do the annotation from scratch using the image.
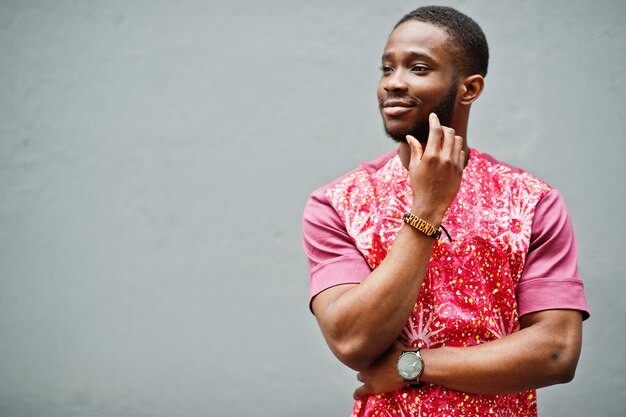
[406,113,465,225]
[353,341,406,400]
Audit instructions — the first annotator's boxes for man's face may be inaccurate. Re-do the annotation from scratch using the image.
[377,21,460,143]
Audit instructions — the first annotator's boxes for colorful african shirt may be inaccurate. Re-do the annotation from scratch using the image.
[325,149,551,417]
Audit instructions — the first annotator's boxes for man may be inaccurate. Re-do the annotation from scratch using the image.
[302,6,589,417]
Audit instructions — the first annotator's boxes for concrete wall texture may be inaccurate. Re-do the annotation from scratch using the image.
[1,0,625,416]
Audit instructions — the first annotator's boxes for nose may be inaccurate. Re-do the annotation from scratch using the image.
[383,69,408,92]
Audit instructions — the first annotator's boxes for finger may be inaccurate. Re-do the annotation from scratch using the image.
[425,113,443,155]
[453,135,464,167]
[441,126,456,157]
[459,149,466,170]
[406,134,424,161]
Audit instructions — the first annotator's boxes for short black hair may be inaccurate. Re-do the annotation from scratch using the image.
[395,6,489,77]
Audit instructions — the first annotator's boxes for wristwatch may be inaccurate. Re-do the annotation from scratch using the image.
[396,348,424,385]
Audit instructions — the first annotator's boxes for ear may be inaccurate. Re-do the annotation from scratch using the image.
[458,74,485,106]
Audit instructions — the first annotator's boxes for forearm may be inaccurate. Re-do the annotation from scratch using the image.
[318,222,436,370]
[353,310,584,399]
[420,310,583,394]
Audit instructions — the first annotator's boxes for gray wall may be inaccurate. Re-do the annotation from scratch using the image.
[1,0,624,416]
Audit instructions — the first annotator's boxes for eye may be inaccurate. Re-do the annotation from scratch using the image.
[380,65,393,74]
[411,64,430,73]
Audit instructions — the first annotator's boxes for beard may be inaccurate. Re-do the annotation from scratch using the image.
[384,81,458,144]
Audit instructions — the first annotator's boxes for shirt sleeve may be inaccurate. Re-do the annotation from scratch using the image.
[302,187,372,309]
[517,189,590,319]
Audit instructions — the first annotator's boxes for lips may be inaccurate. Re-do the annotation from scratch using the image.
[382,99,416,117]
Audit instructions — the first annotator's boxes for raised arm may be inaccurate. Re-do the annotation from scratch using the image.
[312,113,466,371]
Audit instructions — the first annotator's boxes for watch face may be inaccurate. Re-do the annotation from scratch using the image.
[397,351,423,380]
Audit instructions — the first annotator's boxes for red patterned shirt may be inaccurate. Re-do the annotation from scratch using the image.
[303,148,589,417]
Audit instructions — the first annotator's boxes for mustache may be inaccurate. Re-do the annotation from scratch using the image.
[379,95,420,107]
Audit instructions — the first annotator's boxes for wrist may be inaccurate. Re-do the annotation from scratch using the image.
[418,347,447,385]
[409,203,444,226]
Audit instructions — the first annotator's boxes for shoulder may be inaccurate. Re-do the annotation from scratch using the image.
[471,149,553,199]
[474,150,548,182]
[471,150,575,243]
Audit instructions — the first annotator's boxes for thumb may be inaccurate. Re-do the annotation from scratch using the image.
[406,134,424,161]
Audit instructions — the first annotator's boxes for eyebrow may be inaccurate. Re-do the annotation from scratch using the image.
[381,50,435,62]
